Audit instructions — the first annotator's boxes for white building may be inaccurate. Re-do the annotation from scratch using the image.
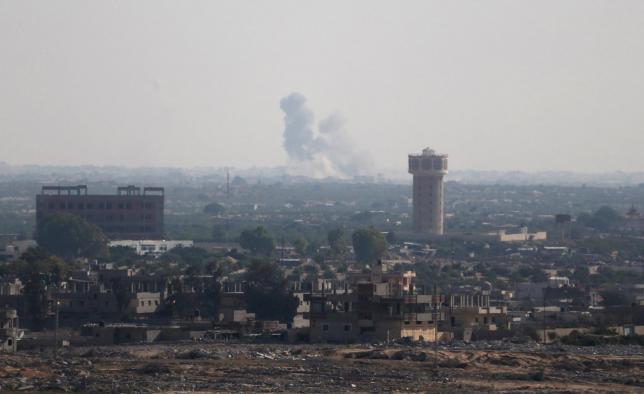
[0,235,37,261]
[109,240,194,256]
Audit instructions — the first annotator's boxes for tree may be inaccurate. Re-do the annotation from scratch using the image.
[386,231,397,244]
[239,226,275,256]
[571,266,590,285]
[203,202,226,215]
[600,289,630,307]
[36,213,108,259]
[243,259,298,323]
[580,206,620,231]
[352,228,387,263]
[211,224,227,242]
[109,246,141,265]
[292,237,308,256]
[159,247,214,278]
[10,248,72,329]
[327,228,347,257]
[530,269,549,283]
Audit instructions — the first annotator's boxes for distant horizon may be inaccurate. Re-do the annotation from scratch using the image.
[3,161,644,187]
[5,160,644,174]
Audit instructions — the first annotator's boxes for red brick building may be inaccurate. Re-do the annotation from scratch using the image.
[36,185,164,240]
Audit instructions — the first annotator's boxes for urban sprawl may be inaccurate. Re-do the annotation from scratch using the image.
[0,150,643,392]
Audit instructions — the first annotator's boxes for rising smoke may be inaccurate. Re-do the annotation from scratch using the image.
[280,93,373,179]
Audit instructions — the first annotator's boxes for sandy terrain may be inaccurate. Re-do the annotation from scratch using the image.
[0,342,642,393]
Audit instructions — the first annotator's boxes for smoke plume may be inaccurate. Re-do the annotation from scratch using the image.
[280,93,373,179]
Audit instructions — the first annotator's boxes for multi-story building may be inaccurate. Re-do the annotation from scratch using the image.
[36,185,164,240]
[408,148,448,235]
[307,264,442,343]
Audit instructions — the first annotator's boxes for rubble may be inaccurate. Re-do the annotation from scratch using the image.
[0,342,640,392]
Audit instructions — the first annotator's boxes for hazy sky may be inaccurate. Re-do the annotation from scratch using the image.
[1,1,643,174]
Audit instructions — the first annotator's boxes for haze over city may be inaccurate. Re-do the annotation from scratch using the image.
[1,1,644,175]
[3,2,644,392]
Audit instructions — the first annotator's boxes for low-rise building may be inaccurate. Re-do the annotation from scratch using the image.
[0,276,23,296]
[108,239,194,256]
[0,234,37,261]
[0,307,21,352]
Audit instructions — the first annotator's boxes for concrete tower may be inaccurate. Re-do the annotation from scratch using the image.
[408,148,448,235]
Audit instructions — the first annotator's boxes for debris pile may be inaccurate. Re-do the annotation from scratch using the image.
[0,342,640,392]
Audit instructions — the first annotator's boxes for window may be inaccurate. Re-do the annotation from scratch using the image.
[322,324,329,332]
[126,203,132,209]
[78,202,84,209]
[48,202,55,209]
[87,203,93,209]
[67,202,74,209]
[60,203,66,209]
[118,203,124,209]
[106,202,112,209]
[343,324,351,332]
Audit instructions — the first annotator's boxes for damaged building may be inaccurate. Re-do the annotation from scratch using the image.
[306,264,442,343]
[0,307,21,353]
[306,263,509,343]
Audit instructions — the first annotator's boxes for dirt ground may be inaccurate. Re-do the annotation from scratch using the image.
[0,342,642,393]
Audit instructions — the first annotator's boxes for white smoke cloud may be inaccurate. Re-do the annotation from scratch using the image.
[280,93,373,179]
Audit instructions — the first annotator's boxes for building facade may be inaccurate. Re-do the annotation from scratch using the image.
[108,239,193,256]
[307,266,442,343]
[36,185,164,240]
[0,308,20,353]
[408,148,448,235]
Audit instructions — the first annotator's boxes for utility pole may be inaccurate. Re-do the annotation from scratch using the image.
[543,289,547,345]
[54,288,59,358]
[433,284,438,370]
[225,168,231,236]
